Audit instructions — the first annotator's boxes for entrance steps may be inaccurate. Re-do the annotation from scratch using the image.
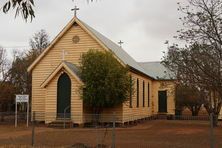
[156,114,168,120]
[48,118,73,128]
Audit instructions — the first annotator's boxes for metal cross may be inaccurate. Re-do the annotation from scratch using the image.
[118,40,124,48]
[71,5,80,17]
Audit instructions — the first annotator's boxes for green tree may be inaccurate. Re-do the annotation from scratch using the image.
[79,50,131,114]
[175,84,204,116]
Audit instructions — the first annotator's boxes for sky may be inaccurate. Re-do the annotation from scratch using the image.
[0,0,185,62]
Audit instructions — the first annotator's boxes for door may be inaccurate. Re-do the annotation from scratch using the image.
[57,73,71,118]
[158,91,167,113]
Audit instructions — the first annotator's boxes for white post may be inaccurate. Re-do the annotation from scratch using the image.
[15,100,17,127]
[27,101,29,127]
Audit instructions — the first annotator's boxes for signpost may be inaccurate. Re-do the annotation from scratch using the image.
[15,95,29,127]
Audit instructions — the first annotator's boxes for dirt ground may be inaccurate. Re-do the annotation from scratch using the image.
[0,120,221,148]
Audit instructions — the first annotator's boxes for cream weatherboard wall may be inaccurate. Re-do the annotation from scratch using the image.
[30,17,176,124]
[31,23,105,121]
[152,81,175,115]
[44,70,83,124]
[122,72,153,122]
[31,20,129,123]
[122,74,175,123]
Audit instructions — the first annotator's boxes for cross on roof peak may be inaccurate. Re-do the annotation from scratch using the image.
[71,5,80,17]
[118,40,124,48]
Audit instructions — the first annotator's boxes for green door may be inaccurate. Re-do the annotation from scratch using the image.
[57,73,71,118]
[158,91,167,113]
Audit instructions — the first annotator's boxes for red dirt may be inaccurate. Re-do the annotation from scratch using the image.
[0,120,221,148]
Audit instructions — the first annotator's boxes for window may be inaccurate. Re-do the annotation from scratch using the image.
[129,75,132,108]
[143,81,145,107]
[137,78,139,108]
[148,83,150,107]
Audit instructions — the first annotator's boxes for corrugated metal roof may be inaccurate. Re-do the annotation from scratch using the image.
[139,62,175,80]
[64,61,80,78]
[79,20,152,78]
[40,61,82,88]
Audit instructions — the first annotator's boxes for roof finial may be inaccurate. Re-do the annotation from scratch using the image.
[71,0,79,17]
[118,40,124,48]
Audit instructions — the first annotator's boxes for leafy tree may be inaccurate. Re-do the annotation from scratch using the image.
[0,30,49,112]
[79,50,131,114]
[8,52,29,95]
[7,29,49,102]
[163,44,222,126]
[163,0,222,126]
[0,47,13,112]
[175,84,204,116]
[2,0,35,21]
[0,81,15,112]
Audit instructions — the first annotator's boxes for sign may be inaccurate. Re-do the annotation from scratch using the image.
[16,95,29,103]
[15,94,29,127]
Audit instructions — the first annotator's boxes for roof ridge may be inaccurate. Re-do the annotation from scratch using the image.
[78,19,153,78]
[28,16,156,79]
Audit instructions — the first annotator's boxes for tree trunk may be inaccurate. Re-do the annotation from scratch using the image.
[212,114,218,127]
[92,107,102,127]
[190,106,200,116]
[192,111,198,116]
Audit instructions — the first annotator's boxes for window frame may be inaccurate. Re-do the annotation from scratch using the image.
[137,78,139,108]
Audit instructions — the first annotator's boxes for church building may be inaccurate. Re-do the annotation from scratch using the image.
[27,14,175,124]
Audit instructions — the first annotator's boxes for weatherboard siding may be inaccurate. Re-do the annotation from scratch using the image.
[31,19,176,124]
[45,70,83,124]
[152,81,175,115]
[45,73,58,123]
[122,72,153,122]
[31,24,105,122]
[83,105,123,123]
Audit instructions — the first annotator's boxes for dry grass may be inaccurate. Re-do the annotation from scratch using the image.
[0,120,221,148]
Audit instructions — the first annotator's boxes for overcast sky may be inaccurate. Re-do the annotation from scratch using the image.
[0,0,185,62]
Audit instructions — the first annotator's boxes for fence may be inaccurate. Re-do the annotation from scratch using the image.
[0,112,221,148]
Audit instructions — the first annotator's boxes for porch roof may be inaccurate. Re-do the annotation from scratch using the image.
[40,61,83,88]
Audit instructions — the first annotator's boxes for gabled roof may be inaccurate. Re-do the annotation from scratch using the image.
[64,61,80,77]
[27,17,153,79]
[79,20,151,78]
[40,61,82,88]
[139,62,175,80]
